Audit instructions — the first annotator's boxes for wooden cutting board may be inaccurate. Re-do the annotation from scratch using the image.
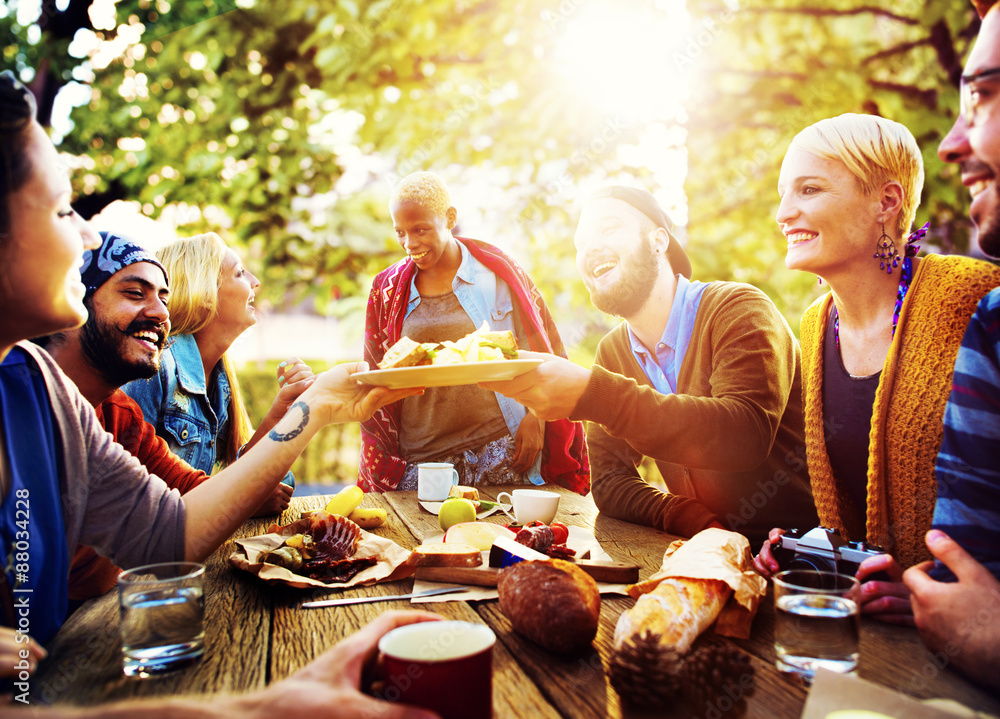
[413,559,640,587]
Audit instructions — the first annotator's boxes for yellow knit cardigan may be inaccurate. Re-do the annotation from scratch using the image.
[800,254,1000,568]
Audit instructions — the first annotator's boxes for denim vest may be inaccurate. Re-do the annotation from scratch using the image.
[405,241,543,484]
[124,333,232,475]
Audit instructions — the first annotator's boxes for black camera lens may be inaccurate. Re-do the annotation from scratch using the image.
[788,555,839,579]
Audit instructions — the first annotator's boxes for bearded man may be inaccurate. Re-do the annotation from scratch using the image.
[485,187,817,543]
[41,232,293,600]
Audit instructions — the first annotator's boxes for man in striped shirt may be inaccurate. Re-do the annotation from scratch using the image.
[902,0,1000,690]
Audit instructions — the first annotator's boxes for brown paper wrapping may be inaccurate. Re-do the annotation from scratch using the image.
[627,528,767,639]
[229,516,413,590]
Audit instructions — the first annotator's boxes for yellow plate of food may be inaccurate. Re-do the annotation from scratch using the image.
[355,327,542,389]
[354,359,542,389]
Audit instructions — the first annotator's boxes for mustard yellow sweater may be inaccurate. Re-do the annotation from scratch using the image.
[800,254,1000,568]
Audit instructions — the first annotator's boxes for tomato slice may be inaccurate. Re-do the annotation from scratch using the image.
[549,521,569,545]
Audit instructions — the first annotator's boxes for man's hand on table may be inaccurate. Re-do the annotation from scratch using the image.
[232,610,443,719]
[480,351,591,421]
[904,530,1000,688]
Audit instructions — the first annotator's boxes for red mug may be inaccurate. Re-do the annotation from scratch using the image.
[378,620,496,719]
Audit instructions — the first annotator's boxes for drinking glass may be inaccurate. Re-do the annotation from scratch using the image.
[118,561,206,678]
[773,569,860,681]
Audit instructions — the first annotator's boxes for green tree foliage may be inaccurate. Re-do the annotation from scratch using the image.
[56,0,649,325]
[4,0,985,340]
[682,1,981,328]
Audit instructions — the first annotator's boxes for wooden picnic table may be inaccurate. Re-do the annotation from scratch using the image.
[30,485,1000,717]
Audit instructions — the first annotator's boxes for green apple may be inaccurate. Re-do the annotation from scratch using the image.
[438,498,477,531]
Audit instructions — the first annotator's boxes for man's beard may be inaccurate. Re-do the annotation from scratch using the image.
[978,181,1000,258]
[79,315,163,388]
[587,240,659,318]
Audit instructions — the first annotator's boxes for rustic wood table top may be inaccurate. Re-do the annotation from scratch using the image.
[31,485,1000,717]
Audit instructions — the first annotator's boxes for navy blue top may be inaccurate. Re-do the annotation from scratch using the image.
[0,347,69,644]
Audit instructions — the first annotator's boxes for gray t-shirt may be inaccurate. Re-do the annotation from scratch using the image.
[399,293,508,461]
[19,342,186,570]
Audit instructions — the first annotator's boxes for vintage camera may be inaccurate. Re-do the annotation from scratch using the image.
[772,527,885,577]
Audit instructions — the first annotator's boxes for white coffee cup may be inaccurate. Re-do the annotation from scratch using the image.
[417,462,460,501]
[496,488,560,525]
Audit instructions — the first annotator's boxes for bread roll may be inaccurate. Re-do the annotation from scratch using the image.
[613,577,731,655]
[498,559,600,654]
[447,485,481,510]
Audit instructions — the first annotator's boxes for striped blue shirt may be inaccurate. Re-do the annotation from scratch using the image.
[932,287,1000,581]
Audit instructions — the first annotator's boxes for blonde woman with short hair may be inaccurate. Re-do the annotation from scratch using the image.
[755,114,1000,625]
[125,233,311,510]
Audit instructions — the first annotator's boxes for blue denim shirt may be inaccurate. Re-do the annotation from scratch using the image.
[404,241,543,484]
[627,275,708,395]
[124,334,294,486]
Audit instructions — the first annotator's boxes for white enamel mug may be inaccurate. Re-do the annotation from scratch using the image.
[417,462,460,501]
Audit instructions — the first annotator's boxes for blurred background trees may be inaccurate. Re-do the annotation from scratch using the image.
[1,0,986,482]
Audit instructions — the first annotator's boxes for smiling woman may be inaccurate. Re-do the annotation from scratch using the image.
[360,171,590,496]
[123,233,308,483]
[757,114,1000,625]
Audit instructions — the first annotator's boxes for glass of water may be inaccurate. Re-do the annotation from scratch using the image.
[118,562,206,678]
[773,569,860,682]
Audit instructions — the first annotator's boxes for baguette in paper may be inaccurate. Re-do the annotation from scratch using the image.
[613,577,731,654]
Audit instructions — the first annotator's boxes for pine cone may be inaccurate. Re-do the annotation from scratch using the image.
[679,639,755,712]
[608,630,685,708]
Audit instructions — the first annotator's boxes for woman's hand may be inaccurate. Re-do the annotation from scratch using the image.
[511,413,544,474]
[243,358,319,456]
[272,358,317,416]
[307,362,423,425]
[252,481,293,516]
[856,554,913,625]
[752,527,786,579]
[230,610,442,719]
[0,626,45,681]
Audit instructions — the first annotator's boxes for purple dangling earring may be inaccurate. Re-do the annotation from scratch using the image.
[873,220,900,274]
[817,276,823,285]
